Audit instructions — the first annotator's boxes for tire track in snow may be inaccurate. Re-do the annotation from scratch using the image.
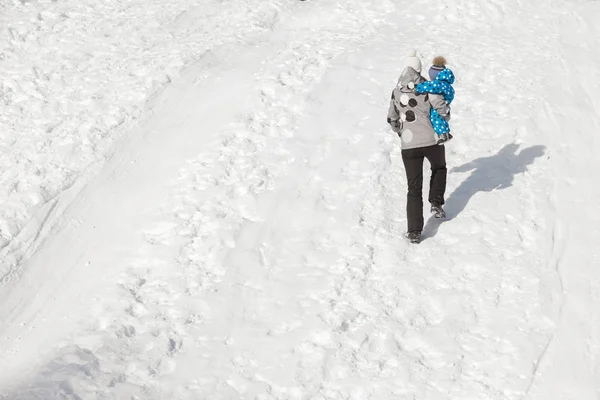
[147,4,394,397]
[1,1,395,398]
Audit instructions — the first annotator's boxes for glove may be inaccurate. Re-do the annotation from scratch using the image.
[387,118,402,133]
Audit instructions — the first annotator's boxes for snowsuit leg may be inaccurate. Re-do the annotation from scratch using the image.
[430,108,450,136]
[402,145,447,232]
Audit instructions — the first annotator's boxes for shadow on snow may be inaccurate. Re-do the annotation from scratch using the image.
[422,143,546,240]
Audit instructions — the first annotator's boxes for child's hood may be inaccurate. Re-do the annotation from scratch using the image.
[435,68,455,85]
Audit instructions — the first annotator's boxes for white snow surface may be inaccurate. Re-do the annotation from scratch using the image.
[1,0,599,398]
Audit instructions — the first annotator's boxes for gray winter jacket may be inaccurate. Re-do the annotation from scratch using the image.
[387,67,451,150]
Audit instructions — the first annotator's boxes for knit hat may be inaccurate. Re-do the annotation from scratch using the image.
[429,56,447,81]
[404,50,422,73]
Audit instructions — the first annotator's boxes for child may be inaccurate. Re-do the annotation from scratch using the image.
[414,56,455,145]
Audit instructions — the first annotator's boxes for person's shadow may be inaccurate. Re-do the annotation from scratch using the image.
[422,143,546,240]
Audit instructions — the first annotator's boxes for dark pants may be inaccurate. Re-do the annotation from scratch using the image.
[401,145,447,232]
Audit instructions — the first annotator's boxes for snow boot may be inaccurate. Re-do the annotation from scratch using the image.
[406,230,422,244]
[436,133,453,145]
[431,204,446,219]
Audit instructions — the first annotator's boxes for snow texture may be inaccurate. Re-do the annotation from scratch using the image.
[1,0,599,399]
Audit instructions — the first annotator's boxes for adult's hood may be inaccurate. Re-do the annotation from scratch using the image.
[396,67,425,90]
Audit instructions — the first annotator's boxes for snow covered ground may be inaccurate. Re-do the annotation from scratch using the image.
[1,0,599,398]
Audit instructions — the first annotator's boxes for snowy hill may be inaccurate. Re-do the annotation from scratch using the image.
[1,0,599,398]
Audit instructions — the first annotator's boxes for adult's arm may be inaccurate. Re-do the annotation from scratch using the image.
[387,90,402,133]
[429,93,451,121]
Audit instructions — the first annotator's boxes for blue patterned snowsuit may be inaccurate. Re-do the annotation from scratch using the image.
[414,68,455,136]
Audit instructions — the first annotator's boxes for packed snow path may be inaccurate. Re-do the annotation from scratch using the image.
[1,0,599,399]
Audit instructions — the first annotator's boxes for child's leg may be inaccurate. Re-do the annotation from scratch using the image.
[429,109,452,144]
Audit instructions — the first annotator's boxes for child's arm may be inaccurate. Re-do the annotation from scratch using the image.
[416,81,454,105]
[414,81,443,95]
